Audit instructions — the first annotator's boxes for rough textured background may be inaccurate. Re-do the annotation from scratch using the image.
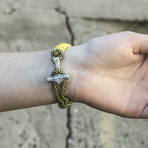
[0,0,147,148]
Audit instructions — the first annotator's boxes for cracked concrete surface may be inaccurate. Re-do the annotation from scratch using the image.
[0,0,148,148]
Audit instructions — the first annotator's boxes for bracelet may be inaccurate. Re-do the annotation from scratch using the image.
[47,43,72,109]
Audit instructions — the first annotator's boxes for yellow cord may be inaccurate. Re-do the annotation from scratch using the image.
[54,43,71,52]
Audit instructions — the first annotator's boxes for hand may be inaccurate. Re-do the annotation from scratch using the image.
[66,31,148,118]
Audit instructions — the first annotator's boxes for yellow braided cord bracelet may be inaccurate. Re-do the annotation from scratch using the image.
[47,43,72,109]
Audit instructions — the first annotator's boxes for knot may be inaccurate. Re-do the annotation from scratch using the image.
[51,49,64,61]
[58,97,72,109]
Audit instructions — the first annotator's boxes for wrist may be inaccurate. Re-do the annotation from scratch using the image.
[37,46,78,106]
[61,44,84,103]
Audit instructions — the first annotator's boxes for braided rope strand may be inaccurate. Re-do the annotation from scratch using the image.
[50,43,72,109]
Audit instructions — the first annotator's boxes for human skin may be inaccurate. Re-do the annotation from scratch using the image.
[0,50,56,111]
[0,31,148,118]
[66,31,148,118]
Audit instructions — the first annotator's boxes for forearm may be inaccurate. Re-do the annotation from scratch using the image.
[0,50,56,112]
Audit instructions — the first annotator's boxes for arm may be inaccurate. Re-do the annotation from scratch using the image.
[0,31,148,119]
[0,50,56,111]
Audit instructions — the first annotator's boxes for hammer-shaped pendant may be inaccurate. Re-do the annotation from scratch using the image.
[47,73,69,85]
[47,57,69,85]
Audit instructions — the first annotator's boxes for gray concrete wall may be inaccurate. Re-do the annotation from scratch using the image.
[0,0,147,148]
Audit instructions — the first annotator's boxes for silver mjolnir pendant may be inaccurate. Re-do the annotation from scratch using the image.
[47,73,69,85]
[47,57,69,84]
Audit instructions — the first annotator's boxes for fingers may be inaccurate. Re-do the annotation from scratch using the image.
[139,105,148,118]
[138,33,148,54]
[140,105,148,118]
